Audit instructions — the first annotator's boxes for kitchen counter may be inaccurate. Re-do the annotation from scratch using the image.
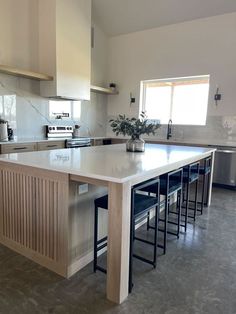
[146,138,236,148]
[0,135,236,147]
[0,143,215,183]
[0,136,109,145]
[111,136,236,148]
[1,136,235,148]
[0,143,215,304]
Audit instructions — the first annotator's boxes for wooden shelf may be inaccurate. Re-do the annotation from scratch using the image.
[0,64,53,81]
[90,85,118,95]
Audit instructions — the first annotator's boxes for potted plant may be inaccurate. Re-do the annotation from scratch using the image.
[109,112,160,152]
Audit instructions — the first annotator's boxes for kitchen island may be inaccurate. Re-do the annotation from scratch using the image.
[0,143,215,304]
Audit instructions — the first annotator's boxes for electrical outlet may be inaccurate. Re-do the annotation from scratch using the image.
[78,184,89,195]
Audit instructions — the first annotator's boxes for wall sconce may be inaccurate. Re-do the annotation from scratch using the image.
[214,87,222,106]
[130,92,135,106]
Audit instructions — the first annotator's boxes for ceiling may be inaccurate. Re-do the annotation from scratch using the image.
[92,0,236,36]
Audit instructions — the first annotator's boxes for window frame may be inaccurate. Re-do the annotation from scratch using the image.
[140,75,210,126]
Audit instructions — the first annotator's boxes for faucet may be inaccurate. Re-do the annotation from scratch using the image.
[167,119,172,140]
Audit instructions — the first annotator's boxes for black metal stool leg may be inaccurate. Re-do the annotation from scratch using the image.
[200,173,206,214]
[94,205,98,273]
[163,196,168,254]
[153,205,158,267]
[177,191,181,238]
[205,171,210,206]
[184,183,189,232]
[147,211,150,230]
[193,179,199,221]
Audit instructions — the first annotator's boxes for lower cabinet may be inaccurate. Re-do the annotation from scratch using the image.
[0,143,37,154]
[0,140,65,154]
[92,138,112,146]
[0,138,116,154]
[111,138,126,144]
[37,141,65,151]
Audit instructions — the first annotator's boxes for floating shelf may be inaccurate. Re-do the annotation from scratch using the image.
[90,85,119,95]
[0,64,53,81]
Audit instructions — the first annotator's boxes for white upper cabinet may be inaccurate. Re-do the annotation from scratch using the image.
[39,0,91,100]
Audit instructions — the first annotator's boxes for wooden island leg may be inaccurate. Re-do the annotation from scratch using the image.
[107,181,131,304]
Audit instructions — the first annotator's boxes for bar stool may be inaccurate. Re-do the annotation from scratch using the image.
[94,177,160,292]
[181,162,200,231]
[142,168,183,254]
[191,157,212,214]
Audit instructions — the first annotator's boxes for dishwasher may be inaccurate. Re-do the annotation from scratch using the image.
[213,146,236,189]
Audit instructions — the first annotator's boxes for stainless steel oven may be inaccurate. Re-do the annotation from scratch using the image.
[46,125,73,138]
[66,138,91,148]
[46,125,91,148]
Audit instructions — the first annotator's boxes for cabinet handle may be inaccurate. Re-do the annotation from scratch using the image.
[47,145,58,148]
[14,147,28,150]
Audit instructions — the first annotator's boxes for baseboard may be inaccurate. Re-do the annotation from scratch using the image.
[68,246,107,278]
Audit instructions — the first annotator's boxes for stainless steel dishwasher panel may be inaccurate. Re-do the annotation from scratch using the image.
[213,148,236,187]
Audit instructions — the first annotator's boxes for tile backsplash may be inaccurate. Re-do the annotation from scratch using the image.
[0,74,107,139]
[1,73,236,144]
[107,114,236,144]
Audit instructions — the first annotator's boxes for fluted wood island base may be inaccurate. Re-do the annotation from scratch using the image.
[0,144,215,304]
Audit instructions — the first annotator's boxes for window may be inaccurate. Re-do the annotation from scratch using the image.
[49,100,81,120]
[140,75,210,125]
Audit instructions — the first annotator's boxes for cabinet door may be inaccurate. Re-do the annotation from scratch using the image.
[1,143,36,154]
[37,141,65,151]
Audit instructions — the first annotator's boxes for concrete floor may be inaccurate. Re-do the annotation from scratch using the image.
[0,187,236,314]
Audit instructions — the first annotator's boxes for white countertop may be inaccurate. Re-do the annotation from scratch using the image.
[146,138,236,148]
[1,136,235,148]
[0,143,215,183]
[0,136,109,145]
[112,136,236,148]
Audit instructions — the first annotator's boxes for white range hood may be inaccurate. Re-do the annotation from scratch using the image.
[38,0,91,101]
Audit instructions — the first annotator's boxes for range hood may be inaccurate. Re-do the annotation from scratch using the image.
[38,0,91,101]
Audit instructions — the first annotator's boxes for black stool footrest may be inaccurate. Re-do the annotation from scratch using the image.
[97,242,107,252]
[95,265,107,274]
[168,211,179,215]
[97,236,107,245]
[133,254,156,267]
[158,228,178,237]
[134,236,155,246]
[181,213,195,219]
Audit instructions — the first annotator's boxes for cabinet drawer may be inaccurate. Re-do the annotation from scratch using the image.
[92,139,112,146]
[1,143,36,154]
[37,141,65,151]
[93,139,103,146]
[111,138,126,144]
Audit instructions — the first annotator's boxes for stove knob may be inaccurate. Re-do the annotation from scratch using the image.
[49,127,52,130]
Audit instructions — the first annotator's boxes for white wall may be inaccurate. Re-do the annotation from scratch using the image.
[107,13,236,142]
[0,1,108,139]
